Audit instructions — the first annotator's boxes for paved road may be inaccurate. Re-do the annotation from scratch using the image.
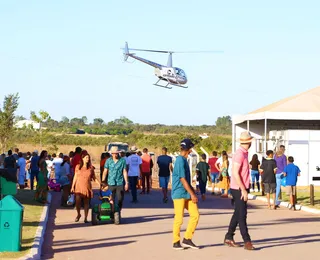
[42,189,320,260]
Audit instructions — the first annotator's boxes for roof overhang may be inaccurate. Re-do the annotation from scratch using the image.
[233,112,320,125]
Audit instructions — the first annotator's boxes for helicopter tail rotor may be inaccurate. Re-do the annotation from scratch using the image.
[123,42,130,61]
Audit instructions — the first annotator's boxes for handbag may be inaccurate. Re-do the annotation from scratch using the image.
[67,194,75,205]
[281,175,287,187]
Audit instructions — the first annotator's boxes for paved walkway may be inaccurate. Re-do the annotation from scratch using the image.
[42,188,320,260]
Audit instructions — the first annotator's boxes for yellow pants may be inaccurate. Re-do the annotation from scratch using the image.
[173,198,200,243]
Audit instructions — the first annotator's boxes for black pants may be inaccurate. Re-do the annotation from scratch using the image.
[108,185,124,210]
[225,189,251,243]
[129,176,138,201]
[141,172,150,192]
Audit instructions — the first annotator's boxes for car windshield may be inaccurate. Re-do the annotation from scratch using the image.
[107,144,128,152]
[175,67,186,77]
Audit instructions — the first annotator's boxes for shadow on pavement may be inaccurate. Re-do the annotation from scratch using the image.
[42,241,136,259]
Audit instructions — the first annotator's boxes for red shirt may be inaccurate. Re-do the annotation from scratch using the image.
[72,153,81,173]
[230,146,250,190]
[208,157,219,173]
[141,153,152,173]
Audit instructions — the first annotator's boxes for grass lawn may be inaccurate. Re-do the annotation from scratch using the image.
[0,189,44,259]
[252,186,320,209]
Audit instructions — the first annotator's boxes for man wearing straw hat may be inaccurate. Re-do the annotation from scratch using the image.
[102,146,129,211]
[224,131,255,251]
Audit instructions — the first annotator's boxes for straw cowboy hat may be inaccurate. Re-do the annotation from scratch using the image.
[109,146,120,154]
[130,146,138,152]
[239,131,254,144]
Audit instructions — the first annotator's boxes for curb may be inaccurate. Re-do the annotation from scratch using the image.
[247,193,320,214]
[19,192,52,260]
[207,186,320,214]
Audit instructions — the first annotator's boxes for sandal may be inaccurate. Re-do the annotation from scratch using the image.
[84,219,89,223]
[75,215,81,222]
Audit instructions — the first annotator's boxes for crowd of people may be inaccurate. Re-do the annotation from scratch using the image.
[0,131,301,250]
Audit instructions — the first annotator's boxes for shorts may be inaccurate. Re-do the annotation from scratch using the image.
[286,185,296,196]
[264,183,276,194]
[211,172,220,183]
[159,176,170,188]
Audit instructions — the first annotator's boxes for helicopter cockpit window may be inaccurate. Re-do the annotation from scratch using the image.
[175,68,186,77]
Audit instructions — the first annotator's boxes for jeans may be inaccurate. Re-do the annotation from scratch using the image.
[30,169,39,190]
[141,172,151,193]
[225,189,251,243]
[108,185,124,210]
[198,180,207,195]
[251,170,260,191]
[173,198,199,243]
[275,173,282,205]
[129,176,138,201]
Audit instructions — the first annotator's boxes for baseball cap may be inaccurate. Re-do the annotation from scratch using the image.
[180,138,195,150]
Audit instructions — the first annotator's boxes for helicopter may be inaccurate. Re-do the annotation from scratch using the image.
[122,42,223,89]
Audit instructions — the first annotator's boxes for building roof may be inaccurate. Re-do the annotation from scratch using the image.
[233,86,320,124]
[249,86,320,114]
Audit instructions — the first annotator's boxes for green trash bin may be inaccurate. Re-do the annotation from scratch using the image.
[0,195,24,252]
[0,168,18,196]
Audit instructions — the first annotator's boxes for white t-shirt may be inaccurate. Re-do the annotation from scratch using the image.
[46,160,53,175]
[127,154,142,177]
[53,158,63,177]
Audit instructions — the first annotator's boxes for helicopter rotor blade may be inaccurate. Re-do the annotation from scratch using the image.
[126,48,224,54]
[128,48,170,53]
[173,50,224,53]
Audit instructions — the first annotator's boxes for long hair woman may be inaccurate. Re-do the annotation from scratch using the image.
[35,150,49,204]
[220,154,230,198]
[249,154,260,192]
[71,151,101,223]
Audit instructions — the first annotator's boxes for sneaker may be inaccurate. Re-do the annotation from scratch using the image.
[182,238,200,249]
[163,197,168,203]
[173,241,184,250]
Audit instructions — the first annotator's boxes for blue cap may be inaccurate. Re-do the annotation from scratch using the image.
[180,138,195,150]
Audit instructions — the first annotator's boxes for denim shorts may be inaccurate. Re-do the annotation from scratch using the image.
[211,172,220,183]
[159,176,170,188]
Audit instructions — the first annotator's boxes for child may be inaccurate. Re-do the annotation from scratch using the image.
[100,185,114,212]
[283,156,300,211]
[260,150,277,209]
[219,154,230,198]
[196,154,211,201]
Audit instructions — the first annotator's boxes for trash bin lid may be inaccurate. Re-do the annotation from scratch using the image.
[0,195,24,211]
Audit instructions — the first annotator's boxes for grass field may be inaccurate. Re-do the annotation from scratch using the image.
[252,186,320,209]
[0,190,44,259]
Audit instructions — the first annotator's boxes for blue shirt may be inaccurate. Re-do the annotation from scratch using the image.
[171,156,191,200]
[283,163,300,186]
[30,156,39,171]
[100,190,112,197]
[104,157,126,186]
[157,155,172,177]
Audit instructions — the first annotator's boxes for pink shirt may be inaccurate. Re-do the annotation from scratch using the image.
[230,146,250,190]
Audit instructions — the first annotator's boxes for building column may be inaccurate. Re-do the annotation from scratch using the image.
[247,120,250,131]
[264,118,267,153]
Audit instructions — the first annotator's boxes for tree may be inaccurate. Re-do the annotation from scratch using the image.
[82,116,88,125]
[93,118,104,125]
[114,116,133,125]
[15,115,26,121]
[30,110,50,149]
[61,116,69,124]
[215,116,232,135]
[0,93,19,152]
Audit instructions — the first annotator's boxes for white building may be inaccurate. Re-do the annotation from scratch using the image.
[15,120,40,130]
[232,86,320,186]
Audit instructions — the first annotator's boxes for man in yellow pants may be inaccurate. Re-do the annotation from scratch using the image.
[172,138,200,250]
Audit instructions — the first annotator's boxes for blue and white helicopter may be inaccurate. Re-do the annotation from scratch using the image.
[122,42,222,89]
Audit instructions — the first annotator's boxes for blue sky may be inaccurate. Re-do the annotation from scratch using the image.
[1,1,320,125]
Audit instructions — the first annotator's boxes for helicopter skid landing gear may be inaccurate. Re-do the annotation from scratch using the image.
[153,79,188,89]
[153,79,172,89]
